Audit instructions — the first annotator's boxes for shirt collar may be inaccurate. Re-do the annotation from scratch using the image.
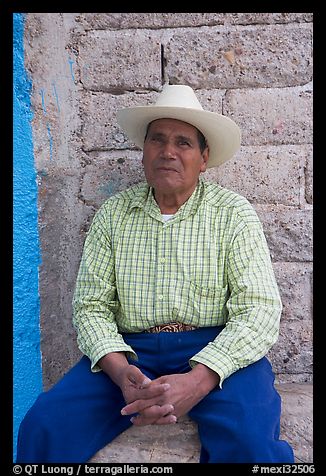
[130,178,206,223]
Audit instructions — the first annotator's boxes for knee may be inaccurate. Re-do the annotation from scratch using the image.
[16,393,57,463]
[19,392,54,434]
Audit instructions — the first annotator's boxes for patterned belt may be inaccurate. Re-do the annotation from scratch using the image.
[145,322,198,333]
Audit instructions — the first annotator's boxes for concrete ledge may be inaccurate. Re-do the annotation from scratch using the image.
[89,383,313,463]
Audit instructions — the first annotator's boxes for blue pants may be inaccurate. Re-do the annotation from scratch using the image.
[16,327,294,463]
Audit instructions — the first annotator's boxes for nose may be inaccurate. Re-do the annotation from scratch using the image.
[161,141,177,159]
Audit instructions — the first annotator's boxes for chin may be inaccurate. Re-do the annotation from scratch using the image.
[153,177,184,190]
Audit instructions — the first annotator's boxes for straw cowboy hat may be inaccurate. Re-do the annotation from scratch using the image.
[117,84,241,168]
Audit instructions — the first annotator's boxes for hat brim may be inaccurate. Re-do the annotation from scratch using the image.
[117,106,241,168]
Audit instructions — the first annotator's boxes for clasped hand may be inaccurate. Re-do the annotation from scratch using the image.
[119,364,203,426]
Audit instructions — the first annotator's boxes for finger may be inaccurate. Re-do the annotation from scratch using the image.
[141,403,174,419]
[152,414,178,425]
[130,404,176,426]
[129,404,164,426]
[131,413,177,426]
[124,382,171,409]
[121,390,169,415]
[130,404,174,425]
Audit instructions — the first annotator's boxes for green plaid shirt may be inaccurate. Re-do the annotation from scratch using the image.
[73,178,282,386]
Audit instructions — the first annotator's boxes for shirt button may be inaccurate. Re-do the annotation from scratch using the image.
[160,258,166,264]
[158,295,164,301]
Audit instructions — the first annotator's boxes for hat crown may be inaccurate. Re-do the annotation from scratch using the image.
[155,84,203,110]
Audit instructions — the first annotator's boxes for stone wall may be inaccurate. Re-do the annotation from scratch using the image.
[23,12,313,390]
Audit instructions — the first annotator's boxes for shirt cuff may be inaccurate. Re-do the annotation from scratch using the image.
[189,347,236,388]
[88,338,138,372]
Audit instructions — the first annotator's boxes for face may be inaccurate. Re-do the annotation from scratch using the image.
[142,118,209,196]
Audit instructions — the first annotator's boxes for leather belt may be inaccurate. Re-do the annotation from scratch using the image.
[145,322,198,333]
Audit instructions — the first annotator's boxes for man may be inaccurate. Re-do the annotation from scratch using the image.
[16,84,294,463]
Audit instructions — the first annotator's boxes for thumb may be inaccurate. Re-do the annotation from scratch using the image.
[140,376,152,388]
[128,365,151,387]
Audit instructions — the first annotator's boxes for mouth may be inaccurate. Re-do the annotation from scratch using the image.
[157,167,179,172]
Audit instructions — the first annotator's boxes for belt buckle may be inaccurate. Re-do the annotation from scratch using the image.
[146,322,197,333]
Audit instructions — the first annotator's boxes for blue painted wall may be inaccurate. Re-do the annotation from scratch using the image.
[13,13,42,461]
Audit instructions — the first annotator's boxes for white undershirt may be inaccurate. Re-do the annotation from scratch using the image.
[162,214,174,223]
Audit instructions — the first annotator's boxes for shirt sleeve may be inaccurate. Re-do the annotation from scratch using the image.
[189,219,282,388]
[72,205,137,372]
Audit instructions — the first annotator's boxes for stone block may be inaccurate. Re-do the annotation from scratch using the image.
[273,262,313,323]
[269,319,313,379]
[255,206,313,262]
[205,145,308,206]
[267,262,313,381]
[75,13,312,30]
[81,91,158,151]
[223,85,313,146]
[165,25,312,88]
[80,151,145,209]
[78,31,162,91]
[278,384,313,463]
[76,13,227,30]
[24,14,83,170]
[37,169,86,389]
[89,384,313,463]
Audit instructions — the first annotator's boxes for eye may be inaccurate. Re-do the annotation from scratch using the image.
[149,135,164,143]
[178,139,191,147]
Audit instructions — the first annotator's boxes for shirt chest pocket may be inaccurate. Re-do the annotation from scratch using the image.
[171,279,229,326]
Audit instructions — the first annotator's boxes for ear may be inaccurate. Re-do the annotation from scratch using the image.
[200,147,209,173]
